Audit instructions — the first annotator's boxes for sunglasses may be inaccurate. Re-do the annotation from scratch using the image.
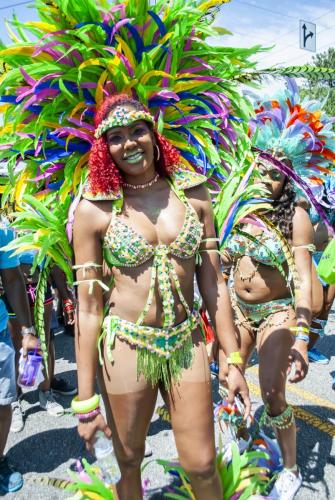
[258,165,283,181]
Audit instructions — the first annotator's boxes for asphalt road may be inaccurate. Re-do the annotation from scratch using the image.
[3,317,335,500]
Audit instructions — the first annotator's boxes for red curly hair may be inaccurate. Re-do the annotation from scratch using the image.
[88,94,180,194]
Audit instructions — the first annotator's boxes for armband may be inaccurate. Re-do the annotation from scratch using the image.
[72,262,102,277]
[73,279,109,294]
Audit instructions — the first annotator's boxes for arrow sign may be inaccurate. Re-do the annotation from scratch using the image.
[300,20,316,52]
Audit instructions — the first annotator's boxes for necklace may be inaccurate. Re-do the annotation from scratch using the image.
[123,173,159,190]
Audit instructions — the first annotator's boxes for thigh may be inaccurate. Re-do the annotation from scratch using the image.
[101,337,158,456]
[257,307,296,394]
[161,329,216,467]
[231,301,256,370]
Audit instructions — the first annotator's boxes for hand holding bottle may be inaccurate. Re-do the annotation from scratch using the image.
[78,412,112,453]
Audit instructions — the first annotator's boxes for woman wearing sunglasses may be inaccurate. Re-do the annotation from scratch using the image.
[219,77,335,500]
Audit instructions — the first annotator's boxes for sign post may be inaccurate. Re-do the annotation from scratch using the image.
[299,20,316,52]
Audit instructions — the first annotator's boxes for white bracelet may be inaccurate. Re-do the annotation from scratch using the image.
[21,326,37,337]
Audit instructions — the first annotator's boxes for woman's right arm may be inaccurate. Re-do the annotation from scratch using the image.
[73,199,104,400]
[73,200,111,447]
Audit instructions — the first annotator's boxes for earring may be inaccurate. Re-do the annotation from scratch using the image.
[155,144,161,162]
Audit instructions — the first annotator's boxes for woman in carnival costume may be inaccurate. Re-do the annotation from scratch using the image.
[73,90,253,499]
[220,77,335,500]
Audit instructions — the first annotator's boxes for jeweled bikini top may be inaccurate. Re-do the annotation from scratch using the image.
[103,193,202,268]
[97,171,206,328]
[225,230,286,266]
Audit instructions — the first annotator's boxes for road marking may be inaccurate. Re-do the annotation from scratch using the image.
[246,381,335,438]
[247,365,335,411]
[293,407,335,437]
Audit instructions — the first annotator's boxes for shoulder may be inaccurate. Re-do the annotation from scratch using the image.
[75,198,100,218]
[292,205,314,244]
[170,169,209,202]
[74,199,111,236]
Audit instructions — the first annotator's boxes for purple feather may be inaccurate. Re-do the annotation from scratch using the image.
[19,68,36,86]
[103,47,134,76]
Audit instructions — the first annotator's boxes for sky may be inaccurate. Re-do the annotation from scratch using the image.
[0,0,334,68]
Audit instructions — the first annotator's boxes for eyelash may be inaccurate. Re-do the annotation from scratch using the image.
[108,127,145,144]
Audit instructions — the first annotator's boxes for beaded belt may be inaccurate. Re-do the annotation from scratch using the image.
[98,310,200,388]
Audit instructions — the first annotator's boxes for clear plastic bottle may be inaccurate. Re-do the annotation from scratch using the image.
[93,431,121,485]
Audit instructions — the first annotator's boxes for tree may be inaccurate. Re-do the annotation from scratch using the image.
[300,47,335,117]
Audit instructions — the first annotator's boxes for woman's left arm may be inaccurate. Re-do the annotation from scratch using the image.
[289,206,314,382]
[191,186,251,416]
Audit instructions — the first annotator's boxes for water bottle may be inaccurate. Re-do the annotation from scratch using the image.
[17,349,43,388]
[93,431,121,484]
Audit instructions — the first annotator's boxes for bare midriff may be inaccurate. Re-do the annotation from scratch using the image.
[234,256,290,304]
[105,250,196,327]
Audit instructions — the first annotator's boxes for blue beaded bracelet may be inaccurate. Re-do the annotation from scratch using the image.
[296,333,309,343]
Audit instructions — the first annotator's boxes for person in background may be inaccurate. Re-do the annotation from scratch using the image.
[6,252,76,433]
[0,225,38,493]
[296,197,335,368]
[50,266,76,338]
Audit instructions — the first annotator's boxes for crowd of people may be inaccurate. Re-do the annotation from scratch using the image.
[0,1,334,500]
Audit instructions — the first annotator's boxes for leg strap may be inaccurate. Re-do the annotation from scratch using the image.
[260,404,295,430]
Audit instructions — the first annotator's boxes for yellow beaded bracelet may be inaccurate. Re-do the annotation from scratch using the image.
[71,394,100,414]
[227,351,243,365]
[289,326,310,335]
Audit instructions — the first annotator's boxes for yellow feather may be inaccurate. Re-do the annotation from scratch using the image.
[24,21,57,33]
[0,124,23,136]
[140,70,172,85]
[0,105,10,113]
[199,0,231,12]
[34,229,49,240]
[167,138,188,149]
[96,70,108,107]
[174,81,204,93]
[0,46,52,61]
[70,101,87,118]
[190,129,207,148]
[82,491,104,500]
[79,59,106,70]
[4,21,20,44]
[114,36,136,68]
[14,171,29,208]
[41,121,61,130]
[73,153,89,190]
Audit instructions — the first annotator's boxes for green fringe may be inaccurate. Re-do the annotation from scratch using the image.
[34,258,51,376]
[136,335,194,390]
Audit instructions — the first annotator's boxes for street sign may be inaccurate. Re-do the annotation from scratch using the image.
[299,20,316,52]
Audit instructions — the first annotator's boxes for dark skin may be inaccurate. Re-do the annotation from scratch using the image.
[220,160,313,471]
[73,104,251,500]
[0,265,37,458]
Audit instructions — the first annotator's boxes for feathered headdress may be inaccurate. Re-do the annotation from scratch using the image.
[0,0,266,270]
[247,77,335,230]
